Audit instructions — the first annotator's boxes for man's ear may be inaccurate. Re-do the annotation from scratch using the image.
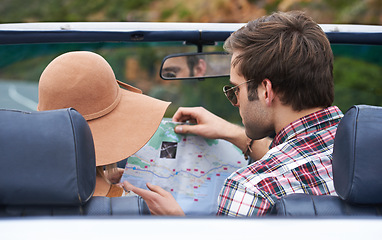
[262,79,274,106]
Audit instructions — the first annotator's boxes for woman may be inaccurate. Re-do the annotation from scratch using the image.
[38,51,170,197]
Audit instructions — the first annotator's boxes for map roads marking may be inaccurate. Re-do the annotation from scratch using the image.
[121,119,246,215]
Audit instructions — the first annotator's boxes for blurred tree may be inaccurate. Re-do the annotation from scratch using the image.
[333,45,382,112]
[0,0,380,24]
[0,0,155,23]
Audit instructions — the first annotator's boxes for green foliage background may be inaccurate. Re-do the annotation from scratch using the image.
[0,0,380,24]
[332,45,382,112]
[0,0,381,119]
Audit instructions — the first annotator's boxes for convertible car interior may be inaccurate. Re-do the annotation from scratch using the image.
[0,22,381,238]
[1,105,381,217]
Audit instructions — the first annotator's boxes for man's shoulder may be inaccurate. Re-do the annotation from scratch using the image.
[226,129,336,186]
[273,107,342,156]
[271,106,343,148]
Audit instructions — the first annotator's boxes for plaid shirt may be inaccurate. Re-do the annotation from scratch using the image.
[217,106,343,217]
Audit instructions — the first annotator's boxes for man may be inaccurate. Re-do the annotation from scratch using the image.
[161,55,206,78]
[123,11,343,217]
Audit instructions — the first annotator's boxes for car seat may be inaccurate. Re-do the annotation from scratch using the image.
[270,105,382,216]
[0,108,149,216]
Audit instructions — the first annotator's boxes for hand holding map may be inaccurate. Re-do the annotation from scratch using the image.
[121,119,246,215]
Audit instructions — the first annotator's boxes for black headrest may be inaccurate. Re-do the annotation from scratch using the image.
[333,105,382,204]
[0,108,95,206]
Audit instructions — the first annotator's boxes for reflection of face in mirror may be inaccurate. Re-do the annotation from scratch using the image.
[162,56,207,78]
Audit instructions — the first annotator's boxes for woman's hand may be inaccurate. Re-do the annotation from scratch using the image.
[123,181,185,216]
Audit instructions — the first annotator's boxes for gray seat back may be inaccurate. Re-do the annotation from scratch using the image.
[0,108,149,216]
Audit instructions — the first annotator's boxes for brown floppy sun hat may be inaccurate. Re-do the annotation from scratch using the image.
[38,51,170,166]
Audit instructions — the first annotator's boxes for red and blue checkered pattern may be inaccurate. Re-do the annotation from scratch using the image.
[217,106,343,217]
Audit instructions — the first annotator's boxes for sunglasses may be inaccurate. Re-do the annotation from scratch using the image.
[223,79,254,105]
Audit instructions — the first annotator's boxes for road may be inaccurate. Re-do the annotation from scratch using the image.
[0,80,38,111]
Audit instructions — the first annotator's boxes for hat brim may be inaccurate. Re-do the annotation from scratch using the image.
[88,88,170,166]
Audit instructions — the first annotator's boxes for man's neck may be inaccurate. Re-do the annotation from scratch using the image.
[274,105,324,134]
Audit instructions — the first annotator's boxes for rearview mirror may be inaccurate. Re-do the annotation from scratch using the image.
[160,52,231,80]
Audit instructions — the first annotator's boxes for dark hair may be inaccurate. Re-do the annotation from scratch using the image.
[186,55,200,77]
[224,11,334,111]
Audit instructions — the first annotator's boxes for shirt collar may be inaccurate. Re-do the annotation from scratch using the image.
[270,106,343,148]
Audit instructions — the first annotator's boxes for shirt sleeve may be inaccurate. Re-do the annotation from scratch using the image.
[217,177,273,217]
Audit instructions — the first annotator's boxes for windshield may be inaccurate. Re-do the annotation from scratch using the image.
[0,41,381,124]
